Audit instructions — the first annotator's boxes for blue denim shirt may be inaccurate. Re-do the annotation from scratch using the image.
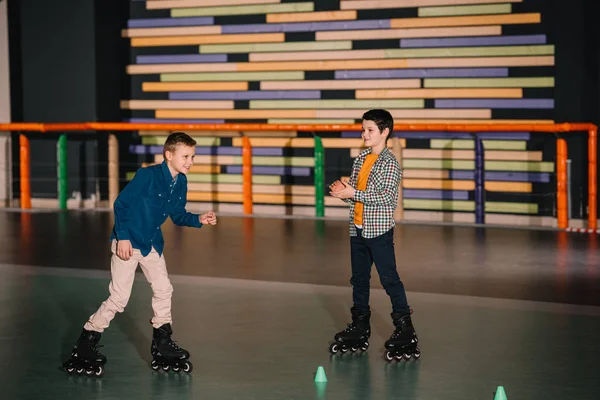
[110,161,202,256]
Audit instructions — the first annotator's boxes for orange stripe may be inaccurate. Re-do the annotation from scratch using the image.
[236,57,552,72]
[156,110,316,119]
[315,109,491,119]
[238,59,409,71]
[390,13,540,29]
[131,33,284,47]
[316,26,501,41]
[340,0,523,10]
[357,88,523,99]
[128,63,236,74]
[143,82,249,92]
[267,10,356,23]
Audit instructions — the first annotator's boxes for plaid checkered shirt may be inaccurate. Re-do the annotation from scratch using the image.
[344,147,402,238]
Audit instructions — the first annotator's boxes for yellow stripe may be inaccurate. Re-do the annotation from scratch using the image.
[418,4,512,17]
[403,179,532,193]
[267,10,356,23]
[157,110,315,118]
[147,0,280,9]
[132,33,284,47]
[121,100,234,110]
[404,149,474,160]
[122,26,221,38]
[172,2,313,17]
[390,13,540,29]
[402,169,450,179]
[357,88,522,99]
[317,26,501,41]
[250,49,385,62]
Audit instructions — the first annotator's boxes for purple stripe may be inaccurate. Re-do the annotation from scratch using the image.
[136,54,227,64]
[222,19,389,34]
[226,166,310,176]
[450,170,551,183]
[400,35,547,48]
[435,99,555,109]
[127,17,214,28]
[404,189,469,200]
[129,145,283,156]
[125,118,225,124]
[336,68,508,79]
[341,131,530,140]
[169,90,320,100]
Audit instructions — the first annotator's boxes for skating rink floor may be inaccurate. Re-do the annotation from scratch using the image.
[1,210,599,400]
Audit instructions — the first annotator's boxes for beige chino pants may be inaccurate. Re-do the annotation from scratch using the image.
[84,240,173,332]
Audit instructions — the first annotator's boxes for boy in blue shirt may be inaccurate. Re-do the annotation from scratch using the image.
[63,132,217,376]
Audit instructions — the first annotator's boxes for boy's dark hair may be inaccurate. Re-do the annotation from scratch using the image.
[362,109,394,142]
[163,132,197,157]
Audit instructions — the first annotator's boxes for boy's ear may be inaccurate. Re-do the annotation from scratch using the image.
[164,150,172,161]
[382,127,390,138]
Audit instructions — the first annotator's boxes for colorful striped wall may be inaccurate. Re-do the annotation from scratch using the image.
[125,0,558,225]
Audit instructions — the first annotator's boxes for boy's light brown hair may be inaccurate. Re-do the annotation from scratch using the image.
[163,132,197,158]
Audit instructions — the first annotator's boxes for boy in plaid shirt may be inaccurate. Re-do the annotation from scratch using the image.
[328,109,420,361]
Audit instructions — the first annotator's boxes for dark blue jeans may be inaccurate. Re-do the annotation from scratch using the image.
[350,228,410,314]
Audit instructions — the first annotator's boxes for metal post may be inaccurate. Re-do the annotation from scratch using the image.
[314,136,325,217]
[474,136,485,224]
[57,134,67,210]
[566,159,572,220]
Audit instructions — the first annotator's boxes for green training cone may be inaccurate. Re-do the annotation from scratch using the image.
[314,366,328,383]
[494,386,507,400]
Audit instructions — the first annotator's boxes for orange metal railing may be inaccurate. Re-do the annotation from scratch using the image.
[0,122,597,230]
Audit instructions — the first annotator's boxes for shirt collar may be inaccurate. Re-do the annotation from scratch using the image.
[161,161,178,183]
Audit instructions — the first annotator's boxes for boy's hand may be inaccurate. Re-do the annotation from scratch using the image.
[329,180,345,194]
[329,180,356,199]
[200,211,217,225]
[117,240,133,261]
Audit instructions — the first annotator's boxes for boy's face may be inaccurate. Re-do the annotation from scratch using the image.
[361,119,388,148]
[165,144,195,175]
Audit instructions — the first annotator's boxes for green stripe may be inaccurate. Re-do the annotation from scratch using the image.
[418,4,512,17]
[161,71,304,82]
[403,159,475,170]
[485,161,554,172]
[200,41,352,54]
[251,99,424,109]
[424,77,555,88]
[404,199,475,211]
[403,199,538,214]
[486,202,538,214]
[142,137,220,146]
[173,2,313,17]
[431,139,527,150]
[268,119,355,124]
[385,45,554,59]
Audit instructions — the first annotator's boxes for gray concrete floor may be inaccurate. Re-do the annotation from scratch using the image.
[0,210,599,400]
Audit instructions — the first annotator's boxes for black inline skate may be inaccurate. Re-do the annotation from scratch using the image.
[63,329,107,377]
[329,307,371,354]
[384,312,420,362]
[150,323,193,373]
